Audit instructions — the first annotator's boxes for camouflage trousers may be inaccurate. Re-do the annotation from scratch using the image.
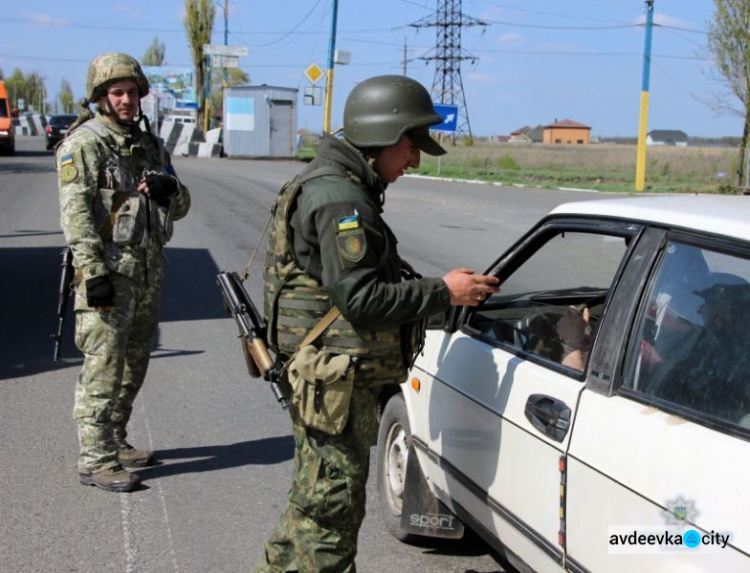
[73,271,160,474]
[253,386,381,573]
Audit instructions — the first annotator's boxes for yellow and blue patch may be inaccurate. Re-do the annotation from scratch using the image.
[337,214,360,231]
[59,153,79,183]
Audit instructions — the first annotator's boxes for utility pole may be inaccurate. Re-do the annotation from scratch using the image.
[635,0,655,192]
[323,0,339,132]
[411,0,486,142]
[402,39,408,76]
[223,0,229,86]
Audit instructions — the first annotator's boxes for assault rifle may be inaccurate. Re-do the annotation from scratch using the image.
[216,271,289,410]
[51,247,74,361]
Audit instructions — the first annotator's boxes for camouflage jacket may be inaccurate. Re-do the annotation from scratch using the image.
[264,133,450,385]
[57,113,190,284]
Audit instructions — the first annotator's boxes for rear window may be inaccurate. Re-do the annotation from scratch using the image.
[51,115,77,126]
[0,98,8,118]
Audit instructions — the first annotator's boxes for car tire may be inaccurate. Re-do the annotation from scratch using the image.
[376,392,417,542]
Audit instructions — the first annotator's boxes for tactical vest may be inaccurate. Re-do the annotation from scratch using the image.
[263,167,413,387]
[79,119,174,248]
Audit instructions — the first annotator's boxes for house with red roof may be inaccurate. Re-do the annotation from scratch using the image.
[542,118,591,145]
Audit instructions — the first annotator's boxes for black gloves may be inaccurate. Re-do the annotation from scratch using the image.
[85,276,114,308]
[144,171,179,204]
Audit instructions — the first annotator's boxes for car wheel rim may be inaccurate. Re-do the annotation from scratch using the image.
[385,422,408,514]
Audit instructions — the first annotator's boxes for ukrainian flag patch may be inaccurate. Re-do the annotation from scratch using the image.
[337,215,360,231]
[61,154,74,166]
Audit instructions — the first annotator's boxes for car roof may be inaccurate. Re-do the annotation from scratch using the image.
[550,195,750,241]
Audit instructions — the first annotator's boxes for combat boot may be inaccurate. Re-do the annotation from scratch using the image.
[118,442,155,468]
[79,466,140,493]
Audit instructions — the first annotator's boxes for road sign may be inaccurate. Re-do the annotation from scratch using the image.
[304,62,325,85]
[212,55,240,68]
[203,44,249,57]
[431,103,459,133]
[304,86,323,106]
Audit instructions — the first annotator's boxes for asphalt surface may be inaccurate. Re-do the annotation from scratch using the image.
[0,135,622,573]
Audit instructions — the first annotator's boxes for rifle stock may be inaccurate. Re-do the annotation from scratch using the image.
[216,271,289,409]
[51,247,74,361]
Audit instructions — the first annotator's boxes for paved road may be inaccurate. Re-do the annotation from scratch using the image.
[0,135,623,573]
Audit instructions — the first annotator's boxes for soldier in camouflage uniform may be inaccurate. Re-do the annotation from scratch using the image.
[57,53,191,493]
[255,75,499,572]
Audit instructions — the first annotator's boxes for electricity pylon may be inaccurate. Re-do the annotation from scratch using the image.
[411,0,487,141]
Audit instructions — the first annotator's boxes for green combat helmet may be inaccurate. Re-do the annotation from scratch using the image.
[86,52,149,103]
[343,75,446,156]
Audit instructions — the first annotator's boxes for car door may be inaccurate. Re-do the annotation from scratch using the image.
[410,217,636,571]
[566,229,750,572]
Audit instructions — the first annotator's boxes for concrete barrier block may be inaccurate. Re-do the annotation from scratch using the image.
[176,124,204,147]
[159,121,183,146]
[27,114,41,136]
[205,127,222,145]
[173,142,190,157]
[197,142,221,158]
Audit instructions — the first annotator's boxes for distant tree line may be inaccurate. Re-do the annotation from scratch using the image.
[0,65,74,114]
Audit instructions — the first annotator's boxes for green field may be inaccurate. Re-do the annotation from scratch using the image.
[298,136,743,194]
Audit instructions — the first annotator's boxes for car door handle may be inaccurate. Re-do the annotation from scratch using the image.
[524,394,571,442]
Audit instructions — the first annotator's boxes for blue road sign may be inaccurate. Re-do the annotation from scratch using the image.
[431,103,459,132]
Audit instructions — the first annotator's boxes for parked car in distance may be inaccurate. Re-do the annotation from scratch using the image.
[0,80,15,155]
[45,114,78,150]
[377,195,750,573]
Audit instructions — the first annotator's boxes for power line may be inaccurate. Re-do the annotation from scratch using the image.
[657,24,708,35]
[481,19,636,30]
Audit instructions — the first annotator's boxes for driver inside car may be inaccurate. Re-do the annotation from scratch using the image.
[556,306,592,371]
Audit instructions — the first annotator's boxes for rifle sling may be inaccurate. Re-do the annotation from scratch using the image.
[282,306,342,372]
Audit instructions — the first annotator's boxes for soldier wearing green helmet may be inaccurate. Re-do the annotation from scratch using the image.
[56,52,191,492]
[254,75,499,571]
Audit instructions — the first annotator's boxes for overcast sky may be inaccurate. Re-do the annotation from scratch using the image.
[0,0,741,138]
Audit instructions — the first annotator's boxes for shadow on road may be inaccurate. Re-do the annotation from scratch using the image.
[0,148,56,173]
[0,246,227,381]
[140,435,294,478]
[413,526,518,573]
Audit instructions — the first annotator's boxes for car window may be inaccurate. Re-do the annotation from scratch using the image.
[52,115,76,126]
[623,241,750,429]
[465,230,629,373]
[0,98,8,118]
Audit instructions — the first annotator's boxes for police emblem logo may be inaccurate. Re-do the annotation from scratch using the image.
[662,496,699,525]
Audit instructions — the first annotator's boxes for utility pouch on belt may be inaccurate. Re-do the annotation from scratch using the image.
[289,346,354,435]
[111,196,141,245]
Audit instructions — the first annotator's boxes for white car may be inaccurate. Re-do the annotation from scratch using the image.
[376,196,750,572]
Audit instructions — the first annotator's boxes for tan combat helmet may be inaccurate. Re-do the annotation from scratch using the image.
[86,52,149,103]
[343,75,446,156]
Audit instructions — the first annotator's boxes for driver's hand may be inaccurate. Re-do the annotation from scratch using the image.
[557,306,590,350]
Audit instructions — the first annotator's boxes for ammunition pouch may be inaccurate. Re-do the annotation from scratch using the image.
[288,346,354,435]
